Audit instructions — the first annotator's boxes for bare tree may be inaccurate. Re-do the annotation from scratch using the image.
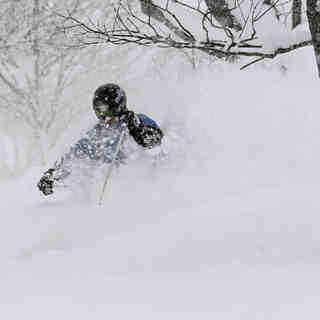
[62,0,313,72]
[0,0,100,164]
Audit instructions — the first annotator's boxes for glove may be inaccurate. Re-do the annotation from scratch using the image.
[37,168,55,196]
[119,110,137,128]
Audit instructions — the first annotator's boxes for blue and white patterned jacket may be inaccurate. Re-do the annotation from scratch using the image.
[51,113,163,182]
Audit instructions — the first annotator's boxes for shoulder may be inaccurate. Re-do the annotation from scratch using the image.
[83,121,103,137]
[137,113,160,129]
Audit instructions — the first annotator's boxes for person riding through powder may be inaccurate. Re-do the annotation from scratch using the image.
[37,83,164,196]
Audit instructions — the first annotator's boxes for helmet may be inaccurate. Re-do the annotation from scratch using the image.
[92,83,127,120]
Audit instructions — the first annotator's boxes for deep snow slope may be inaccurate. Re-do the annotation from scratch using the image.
[1,47,320,319]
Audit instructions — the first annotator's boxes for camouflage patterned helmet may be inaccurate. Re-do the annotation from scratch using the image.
[93,83,127,120]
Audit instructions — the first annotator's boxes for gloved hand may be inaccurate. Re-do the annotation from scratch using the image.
[37,168,55,196]
[119,110,137,128]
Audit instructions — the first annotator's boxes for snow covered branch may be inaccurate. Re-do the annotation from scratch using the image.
[61,0,312,69]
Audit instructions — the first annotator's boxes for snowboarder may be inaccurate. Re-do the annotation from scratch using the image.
[37,83,164,196]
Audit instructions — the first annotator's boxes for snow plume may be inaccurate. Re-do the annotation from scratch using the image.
[2,44,320,319]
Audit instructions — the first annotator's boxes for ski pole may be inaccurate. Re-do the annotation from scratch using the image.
[99,124,126,205]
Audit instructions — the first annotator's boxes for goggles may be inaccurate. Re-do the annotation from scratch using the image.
[93,100,114,119]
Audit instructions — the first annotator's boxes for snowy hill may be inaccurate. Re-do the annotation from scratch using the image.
[1,46,320,319]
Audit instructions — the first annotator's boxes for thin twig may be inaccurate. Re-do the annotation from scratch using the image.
[240,56,265,70]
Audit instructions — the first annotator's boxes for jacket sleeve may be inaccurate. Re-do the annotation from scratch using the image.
[51,124,101,182]
[123,112,163,149]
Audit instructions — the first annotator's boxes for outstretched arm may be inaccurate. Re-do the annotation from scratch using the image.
[37,152,74,196]
[37,124,100,196]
